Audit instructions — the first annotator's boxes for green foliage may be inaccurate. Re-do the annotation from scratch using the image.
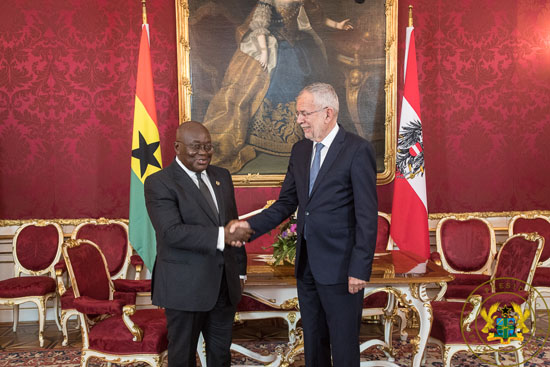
[263,216,297,266]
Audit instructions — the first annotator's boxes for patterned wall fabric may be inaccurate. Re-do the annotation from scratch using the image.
[399,0,550,213]
[0,0,179,219]
[1,0,549,219]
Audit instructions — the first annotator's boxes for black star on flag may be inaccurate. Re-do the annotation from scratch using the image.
[132,131,161,178]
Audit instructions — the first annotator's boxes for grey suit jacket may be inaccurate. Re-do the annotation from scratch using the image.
[144,161,247,311]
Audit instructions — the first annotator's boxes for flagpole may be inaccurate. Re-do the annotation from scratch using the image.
[141,0,148,25]
[408,5,413,27]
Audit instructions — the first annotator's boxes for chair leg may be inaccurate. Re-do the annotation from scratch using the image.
[36,298,46,347]
[515,346,525,367]
[197,332,207,367]
[494,351,501,365]
[53,296,62,331]
[382,294,396,361]
[531,292,538,326]
[61,311,70,347]
[443,346,456,367]
[81,351,90,367]
[12,304,19,332]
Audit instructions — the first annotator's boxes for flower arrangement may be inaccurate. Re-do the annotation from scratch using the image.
[265,215,297,266]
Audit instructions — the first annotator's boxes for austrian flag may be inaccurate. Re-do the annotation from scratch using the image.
[390,25,430,260]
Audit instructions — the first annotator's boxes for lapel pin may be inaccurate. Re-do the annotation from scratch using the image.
[216,180,221,186]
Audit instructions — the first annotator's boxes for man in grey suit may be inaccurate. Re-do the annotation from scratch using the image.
[144,121,252,367]
[232,83,378,366]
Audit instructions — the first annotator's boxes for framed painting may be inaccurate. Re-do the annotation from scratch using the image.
[176,0,397,186]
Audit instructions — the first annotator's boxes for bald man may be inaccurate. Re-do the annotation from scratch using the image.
[144,121,252,367]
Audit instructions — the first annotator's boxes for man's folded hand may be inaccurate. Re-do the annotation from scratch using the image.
[224,220,253,247]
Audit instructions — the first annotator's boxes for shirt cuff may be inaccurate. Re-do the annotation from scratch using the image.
[239,275,247,282]
[217,227,225,251]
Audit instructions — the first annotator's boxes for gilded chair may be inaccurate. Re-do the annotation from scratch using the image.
[432,215,497,301]
[57,218,151,346]
[0,221,63,347]
[509,213,550,315]
[427,233,544,367]
[62,238,167,366]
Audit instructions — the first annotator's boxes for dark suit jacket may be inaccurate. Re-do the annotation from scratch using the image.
[248,126,378,284]
[144,161,247,311]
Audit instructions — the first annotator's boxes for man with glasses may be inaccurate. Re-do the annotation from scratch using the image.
[144,121,252,367]
[233,83,378,366]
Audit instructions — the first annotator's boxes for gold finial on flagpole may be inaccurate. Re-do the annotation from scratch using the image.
[408,5,413,27]
[141,0,148,25]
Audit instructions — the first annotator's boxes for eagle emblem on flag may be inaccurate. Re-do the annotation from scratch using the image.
[396,119,424,179]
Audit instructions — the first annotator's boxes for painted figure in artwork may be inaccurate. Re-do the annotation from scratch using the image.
[203,0,353,173]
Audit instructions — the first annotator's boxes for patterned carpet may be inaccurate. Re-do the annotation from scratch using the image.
[1,338,550,366]
[1,316,549,366]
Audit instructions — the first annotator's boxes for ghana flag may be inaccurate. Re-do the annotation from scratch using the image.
[129,23,162,271]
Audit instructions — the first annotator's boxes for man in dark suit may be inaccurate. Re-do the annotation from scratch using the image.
[233,83,378,366]
[144,121,252,367]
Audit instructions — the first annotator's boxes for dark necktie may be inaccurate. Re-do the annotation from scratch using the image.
[309,143,324,195]
[196,173,218,218]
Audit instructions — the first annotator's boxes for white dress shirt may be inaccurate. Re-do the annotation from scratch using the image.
[310,124,339,168]
[176,157,225,251]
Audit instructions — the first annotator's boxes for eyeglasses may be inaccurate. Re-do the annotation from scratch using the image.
[295,107,327,119]
[177,141,214,153]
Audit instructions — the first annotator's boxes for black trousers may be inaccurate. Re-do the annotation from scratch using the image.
[297,242,365,367]
[164,272,236,367]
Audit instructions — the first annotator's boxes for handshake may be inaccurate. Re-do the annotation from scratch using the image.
[224,220,253,247]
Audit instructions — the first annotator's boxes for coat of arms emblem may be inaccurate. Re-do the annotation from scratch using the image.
[480,302,530,344]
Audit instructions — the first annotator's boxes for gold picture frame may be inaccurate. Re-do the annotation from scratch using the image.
[176,0,397,186]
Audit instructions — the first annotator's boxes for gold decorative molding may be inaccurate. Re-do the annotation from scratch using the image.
[428,210,550,220]
[2,210,548,228]
[280,297,299,310]
[0,217,128,227]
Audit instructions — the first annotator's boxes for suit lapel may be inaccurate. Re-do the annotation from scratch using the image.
[171,162,219,225]
[308,127,346,199]
[207,167,225,225]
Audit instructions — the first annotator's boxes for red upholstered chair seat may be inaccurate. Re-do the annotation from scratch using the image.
[533,267,550,287]
[363,291,388,308]
[61,288,136,310]
[237,295,287,312]
[0,221,64,347]
[0,276,56,298]
[431,301,497,345]
[447,273,491,286]
[431,289,529,345]
[58,219,148,346]
[444,274,492,299]
[427,233,544,366]
[62,239,167,366]
[88,309,168,354]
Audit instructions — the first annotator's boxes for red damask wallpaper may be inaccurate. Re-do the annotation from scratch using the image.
[0,0,549,220]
